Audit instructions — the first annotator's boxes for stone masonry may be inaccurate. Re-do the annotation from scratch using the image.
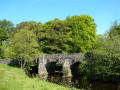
[38,53,85,76]
[0,59,19,64]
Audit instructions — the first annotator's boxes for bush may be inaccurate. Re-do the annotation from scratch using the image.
[63,67,69,76]
[79,51,120,82]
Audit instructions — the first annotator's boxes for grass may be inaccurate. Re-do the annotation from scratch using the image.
[0,64,77,90]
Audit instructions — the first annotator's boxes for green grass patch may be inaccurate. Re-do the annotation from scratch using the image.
[0,64,77,90]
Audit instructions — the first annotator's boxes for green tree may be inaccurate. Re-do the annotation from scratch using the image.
[109,20,120,38]
[0,19,14,58]
[6,28,39,68]
[79,21,120,82]
[12,21,44,53]
[42,19,68,53]
[92,34,108,51]
[15,21,42,37]
[66,15,96,53]
[79,35,120,82]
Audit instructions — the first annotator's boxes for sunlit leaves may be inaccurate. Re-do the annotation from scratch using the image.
[42,19,68,54]
[6,28,39,68]
[0,19,14,59]
[66,15,96,53]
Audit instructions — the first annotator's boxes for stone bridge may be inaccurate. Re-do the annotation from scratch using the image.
[38,53,85,77]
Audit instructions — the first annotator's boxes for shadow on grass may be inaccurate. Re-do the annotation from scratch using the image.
[7,64,20,68]
[7,60,20,68]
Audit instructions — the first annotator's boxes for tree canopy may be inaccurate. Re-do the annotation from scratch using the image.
[0,16,120,82]
[0,15,97,59]
[78,20,120,82]
[6,28,39,68]
[41,19,68,53]
[66,15,96,53]
[0,19,14,58]
[109,20,120,38]
[0,15,97,60]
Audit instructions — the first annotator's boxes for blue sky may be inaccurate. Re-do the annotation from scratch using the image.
[0,0,120,34]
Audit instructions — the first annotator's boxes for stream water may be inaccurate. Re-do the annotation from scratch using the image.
[39,75,120,90]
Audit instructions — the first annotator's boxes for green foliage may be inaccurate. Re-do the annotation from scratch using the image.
[78,21,120,82]
[0,44,5,59]
[0,19,14,33]
[109,20,120,38]
[0,19,14,59]
[83,51,120,82]
[0,19,14,42]
[5,28,39,68]
[92,34,107,50]
[41,15,97,54]
[78,61,87,74]
[15,21,42,38]
[14,21,44,53]
[63,67,69,76]
[1,15,97,55]
[42,19,68,54]
[66,15,96,53]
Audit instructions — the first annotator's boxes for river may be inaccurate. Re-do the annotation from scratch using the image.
[39,75,120,90]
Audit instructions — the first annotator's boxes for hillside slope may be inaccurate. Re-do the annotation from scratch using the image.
[0,64,75,90]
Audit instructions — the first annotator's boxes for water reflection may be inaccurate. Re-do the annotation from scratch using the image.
[91,82,119,90]
[40,75,120,90]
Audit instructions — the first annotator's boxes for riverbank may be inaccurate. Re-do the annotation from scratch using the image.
[0,64,77,90]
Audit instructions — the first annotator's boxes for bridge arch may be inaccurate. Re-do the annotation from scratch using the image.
[45,61,63,76]
[70,61,81,77]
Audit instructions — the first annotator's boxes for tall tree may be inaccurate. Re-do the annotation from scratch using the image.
[66,15,96,53]
[12,21,44,53]
[78,20,120,81]
[109,20,120,38]
[13,21,42,38]
[0,19,14,58]
[42,19,68,54]
[6,28,39,68]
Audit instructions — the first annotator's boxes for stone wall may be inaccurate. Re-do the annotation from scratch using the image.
[0,59,19,64]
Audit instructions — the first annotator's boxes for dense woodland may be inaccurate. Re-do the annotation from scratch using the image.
[0,15,120,82]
